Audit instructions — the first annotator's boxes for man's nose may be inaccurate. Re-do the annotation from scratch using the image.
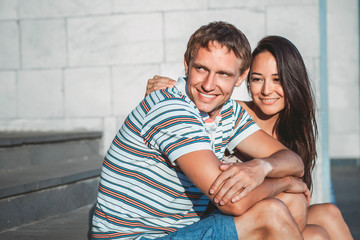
[202,73,216,91]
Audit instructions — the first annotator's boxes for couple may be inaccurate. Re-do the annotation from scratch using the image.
[92,21,352,239]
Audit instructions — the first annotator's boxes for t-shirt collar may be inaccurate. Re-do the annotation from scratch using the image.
[176,76,221,132]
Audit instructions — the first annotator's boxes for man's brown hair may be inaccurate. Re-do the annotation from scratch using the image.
[184,21,251,75]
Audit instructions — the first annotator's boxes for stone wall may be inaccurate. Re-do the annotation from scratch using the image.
[0,0,358,202]
[328,0,359,160]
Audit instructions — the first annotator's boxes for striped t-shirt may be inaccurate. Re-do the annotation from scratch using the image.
[92,77,259,239]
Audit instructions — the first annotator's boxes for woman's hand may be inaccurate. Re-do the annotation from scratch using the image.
[209,159,271,205]
[285,176,311,205]
[146,75,177,96]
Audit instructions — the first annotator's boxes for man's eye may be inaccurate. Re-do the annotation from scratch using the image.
[219,72,229,77]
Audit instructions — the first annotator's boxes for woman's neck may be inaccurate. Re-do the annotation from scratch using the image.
[240,101,279,139]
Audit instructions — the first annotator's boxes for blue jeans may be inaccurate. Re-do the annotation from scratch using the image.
[142,212,237,240]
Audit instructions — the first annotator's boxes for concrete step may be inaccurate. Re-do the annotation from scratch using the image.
[0,156,101,199]
[0,176,99,233]
[331,164,360,239]
[0,131,103,232]
[0,204,94,240]
[0,164,358,239]
[0,131,102,172]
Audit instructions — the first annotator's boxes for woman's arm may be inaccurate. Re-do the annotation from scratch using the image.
[145,75,177,96]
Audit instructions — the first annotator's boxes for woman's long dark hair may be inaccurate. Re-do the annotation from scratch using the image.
[248,36,318,191]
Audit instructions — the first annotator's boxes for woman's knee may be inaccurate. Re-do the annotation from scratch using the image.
[233,198,300,239]
[303,224,330,240]
[321,203,341,218]
[276,192,308,230]
[308,203,343,225]
[276,192,307,214]
[233,198,291,226]
[256,198,293,223]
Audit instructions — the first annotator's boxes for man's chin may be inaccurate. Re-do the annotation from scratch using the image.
[197,106,221,116]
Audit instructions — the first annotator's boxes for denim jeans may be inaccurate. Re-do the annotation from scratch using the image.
[142,212,237,240]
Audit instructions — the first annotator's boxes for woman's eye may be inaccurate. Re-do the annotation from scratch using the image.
[273,78,281,82]
[251,78,261,82]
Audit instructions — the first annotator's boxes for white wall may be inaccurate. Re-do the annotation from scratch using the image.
[328,0,360,160]
[0,0,350,202]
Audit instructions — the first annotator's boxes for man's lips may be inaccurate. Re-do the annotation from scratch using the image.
[199,92,216,98]
[197,91,218,102]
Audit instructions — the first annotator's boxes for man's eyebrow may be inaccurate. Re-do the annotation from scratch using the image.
[192,63,234,76]
[218,70,234,76]
[192,63,206,68]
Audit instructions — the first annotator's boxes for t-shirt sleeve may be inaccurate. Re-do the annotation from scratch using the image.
[141,98,212,165]
[227,102,260,151]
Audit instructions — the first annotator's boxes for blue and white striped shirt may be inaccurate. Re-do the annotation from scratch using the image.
[92,77,259,239]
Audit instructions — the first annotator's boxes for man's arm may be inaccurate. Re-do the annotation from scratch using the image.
[176,149,306,216]
[210,130,304,205]
[236,129,304,178]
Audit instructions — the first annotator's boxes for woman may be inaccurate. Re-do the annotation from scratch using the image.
[145,36,352,239]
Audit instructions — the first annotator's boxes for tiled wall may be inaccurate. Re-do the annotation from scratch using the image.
[328,0,360,159]
[0,0,358,201]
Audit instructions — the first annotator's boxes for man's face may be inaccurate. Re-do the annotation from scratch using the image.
[185,41,247,120]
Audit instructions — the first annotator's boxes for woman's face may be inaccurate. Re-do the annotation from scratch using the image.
[249,51,285,117]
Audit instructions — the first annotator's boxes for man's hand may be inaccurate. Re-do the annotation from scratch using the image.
[176,150,299,216]
[209,159,272,205]
[146,75,177,96]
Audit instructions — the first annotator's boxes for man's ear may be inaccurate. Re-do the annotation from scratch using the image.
[235,68,250,87]
[184,59,189,76]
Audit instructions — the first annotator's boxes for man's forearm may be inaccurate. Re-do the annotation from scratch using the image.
[217,177,291,216]
[261,149,304,178]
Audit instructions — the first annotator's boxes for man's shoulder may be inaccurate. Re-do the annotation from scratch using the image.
[140,88,199,122]
[144,87,188,109]
[235,100,255,116]
[222,98,242,117]
[226,99,251,117]
[143,78,197,112]
[221,99,256,130]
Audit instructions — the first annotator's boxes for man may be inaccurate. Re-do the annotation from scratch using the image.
[92,21,307,239]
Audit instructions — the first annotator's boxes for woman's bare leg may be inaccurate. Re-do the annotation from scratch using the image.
[303,224,330,240]
[276,192,332,239]
[234,198,302,240]
[307,203,353,240]
[276,192,308,231]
